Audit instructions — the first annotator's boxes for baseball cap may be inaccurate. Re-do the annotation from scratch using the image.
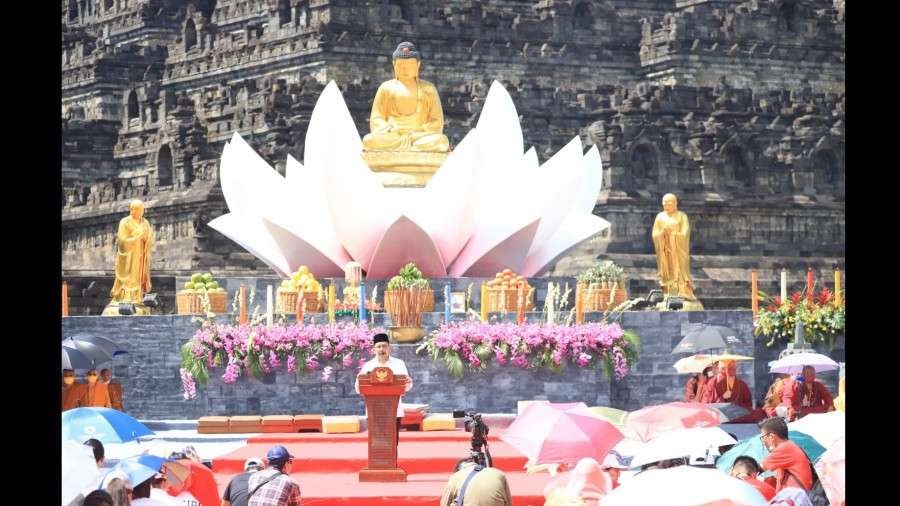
[601,450,630,470]
[244,458,264,471]
[266,445,294,463]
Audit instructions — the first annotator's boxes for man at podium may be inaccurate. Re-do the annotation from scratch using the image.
[355,333,414,434]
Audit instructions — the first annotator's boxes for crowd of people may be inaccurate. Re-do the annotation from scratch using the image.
[62,367,124,411]
[684,360,835,422]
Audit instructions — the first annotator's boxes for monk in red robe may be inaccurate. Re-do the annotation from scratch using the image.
[62,369,85,411]
[781,365,834,420]
[700,360,753,411]
[79,369,112,408]
[101,368,124,411]
[683,364,716,402]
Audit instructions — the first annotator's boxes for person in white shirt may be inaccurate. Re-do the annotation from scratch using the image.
[355,333,413,439]
[131,476,175,506]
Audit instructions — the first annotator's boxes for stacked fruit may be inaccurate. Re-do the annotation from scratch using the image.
[183,272,226,294]
[486,269,531,291]
[485,269,533,312]
[278,265,322,294]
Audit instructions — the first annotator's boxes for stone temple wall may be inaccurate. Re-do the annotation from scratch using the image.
[61,310,842,419]
[61,0,844,309]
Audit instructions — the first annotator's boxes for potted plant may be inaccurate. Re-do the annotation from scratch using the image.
[577,261,628,312]
[384,263,432,342]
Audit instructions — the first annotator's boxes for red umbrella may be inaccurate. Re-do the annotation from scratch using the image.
[501,402,623,466]
[625,402,722,441]
[165,459,220,506]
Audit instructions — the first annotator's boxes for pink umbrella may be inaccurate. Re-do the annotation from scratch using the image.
[501,402,623,466]
[814,437,844,506]
[626,402,722,442]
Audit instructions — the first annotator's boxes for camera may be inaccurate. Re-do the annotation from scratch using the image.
[453,410,492,468]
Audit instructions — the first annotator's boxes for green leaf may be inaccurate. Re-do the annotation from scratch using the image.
[474,344,492,362]
[444,352,464,379]
[247,351,264,380]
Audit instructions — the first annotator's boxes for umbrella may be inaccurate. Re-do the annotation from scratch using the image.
[62,440,101,506]
[715,430,826,473]
[814,437,844,506]
[708,353,754,362]
[588,406,628,427]
[105,454,189,489]
[501,402,624,466]
[788,411,844,448]
[672,325,737,354]
[603,466,768,506]
[625,402,722,442]
[630,427,736,468]
[166,459,221,506]
[673,354,719,374]
[62,345,97,370]
[768,352,838,374]
[707,403,751,423]
[63,334,127,363]
[62,407,154,444]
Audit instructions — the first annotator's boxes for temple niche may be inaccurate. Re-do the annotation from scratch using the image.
[61,0,843,312]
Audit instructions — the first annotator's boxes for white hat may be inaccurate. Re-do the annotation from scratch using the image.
[601,451,630,470]
[244,458,264,471]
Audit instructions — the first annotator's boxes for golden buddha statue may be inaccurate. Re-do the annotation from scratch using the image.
[361,41,450,187]
[651,193,703,310]
[103,199,154,316]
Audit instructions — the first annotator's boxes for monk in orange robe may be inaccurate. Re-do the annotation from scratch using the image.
[62,369,85,411]
[79,369,112,408]
[763,374,789,418]
[101,368,124,411]
[700,360,753,411]
[781,365,834,420]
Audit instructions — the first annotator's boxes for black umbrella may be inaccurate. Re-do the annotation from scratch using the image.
[707,402,751,423]
[62,334,127,367]
[671,325,737,354]
[61,346,99,369]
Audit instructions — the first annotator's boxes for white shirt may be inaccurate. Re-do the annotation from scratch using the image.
[149,489,180,505]
[171,490,200,506]
[131,498,174,506]
[356,356,412,417]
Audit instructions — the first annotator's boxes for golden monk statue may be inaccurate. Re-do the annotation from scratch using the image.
[652,193,703,309]
[103,199,154,315]
[361,41,450,187]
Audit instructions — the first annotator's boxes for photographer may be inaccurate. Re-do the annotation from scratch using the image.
[440,459,512,506]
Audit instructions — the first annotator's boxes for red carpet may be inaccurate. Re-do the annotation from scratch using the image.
[212,428,554,505]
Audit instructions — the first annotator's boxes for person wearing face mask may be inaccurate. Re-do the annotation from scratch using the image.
[683,364,717,402]
[62,368,85,411]
[79,368,113,408]
[100,368,125,411]
[781,365,834,420]
[700,359,753,411]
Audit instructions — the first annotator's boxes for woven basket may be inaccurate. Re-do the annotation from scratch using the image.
[176,291,228,315]
[486,287,535,313]
[384,288,432,327]
[580,283,628,312]
[276,290,323,313]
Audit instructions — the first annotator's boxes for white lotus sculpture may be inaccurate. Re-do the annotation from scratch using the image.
[210,80,610,279]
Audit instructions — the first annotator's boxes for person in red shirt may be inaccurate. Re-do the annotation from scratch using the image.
[700,360,753,410]
[781,365,834,420]
[730,455,776,501]
[759,417,813,493]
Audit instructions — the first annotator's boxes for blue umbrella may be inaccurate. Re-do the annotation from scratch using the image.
[105,454,166,488]
[62,407,154,444]
[716,430,826,473]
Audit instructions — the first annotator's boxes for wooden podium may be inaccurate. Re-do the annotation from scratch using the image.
[358,367,408,482]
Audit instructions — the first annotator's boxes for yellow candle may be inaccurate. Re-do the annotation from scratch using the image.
[751,271,758,315]
[239,285,247,325]
[834,268,842,306]
[481,284,488,322]
[575,284,584,325]
[62,281,69,317]
[328,283,336,323]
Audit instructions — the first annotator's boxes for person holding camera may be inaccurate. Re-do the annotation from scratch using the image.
[355,333,414,438]
[440,459,512,506]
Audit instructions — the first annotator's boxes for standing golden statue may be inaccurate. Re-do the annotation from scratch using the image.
[361,41,450,187]
[652,193,703,309]
[103,199,154,316]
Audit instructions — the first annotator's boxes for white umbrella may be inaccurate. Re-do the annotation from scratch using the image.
[673,354,718,374]
[768,352,838,374]
[788,411,845,448]
[603,466,767,506]
[630,427,736,468]
[62,440,100,506]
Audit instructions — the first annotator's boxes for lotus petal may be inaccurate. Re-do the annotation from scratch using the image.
[576,145,604,214]
[520,214,610,277]
[366,215,447,279]
[261,218,346,277]
[450,219,541,277]
[526,136,585,256]
[475,81,524,173]
[304,81,362,177]
[207,213,291,277]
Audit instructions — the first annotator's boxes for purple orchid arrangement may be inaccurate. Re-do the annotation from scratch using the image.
[179,321,382,398]
[416,321,640,380]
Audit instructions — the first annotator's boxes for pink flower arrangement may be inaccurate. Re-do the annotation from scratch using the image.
[180,322,382,398]
[417,322,640,380]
